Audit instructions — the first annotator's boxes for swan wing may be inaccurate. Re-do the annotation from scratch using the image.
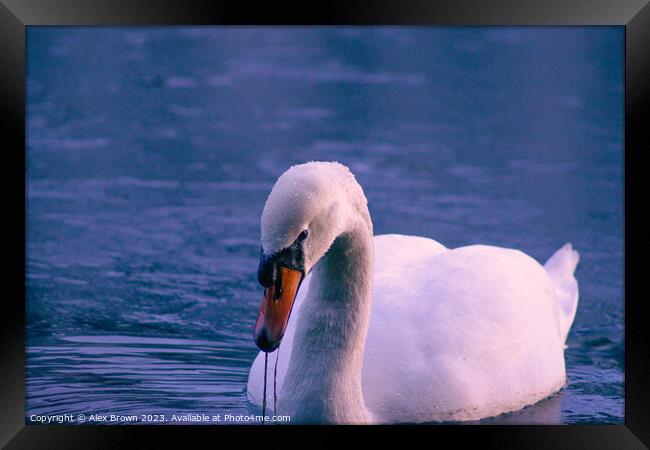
[363,242,570,423]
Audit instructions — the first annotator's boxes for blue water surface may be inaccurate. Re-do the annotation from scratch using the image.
[26,27,624,424]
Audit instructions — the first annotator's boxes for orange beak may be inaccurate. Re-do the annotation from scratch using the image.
[253,266,303,352]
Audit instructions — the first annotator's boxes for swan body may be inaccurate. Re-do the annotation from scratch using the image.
[247,162,579,424]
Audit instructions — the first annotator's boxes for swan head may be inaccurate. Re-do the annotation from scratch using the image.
[253,161,369,352]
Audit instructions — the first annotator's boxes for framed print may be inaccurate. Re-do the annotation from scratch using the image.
[1,0,648,448]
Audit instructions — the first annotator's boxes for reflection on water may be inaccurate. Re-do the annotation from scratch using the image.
[27,27,623,424]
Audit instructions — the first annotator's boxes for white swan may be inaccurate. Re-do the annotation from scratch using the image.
[247,161,579,424]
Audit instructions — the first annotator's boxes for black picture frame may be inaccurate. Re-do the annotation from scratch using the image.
[1,1,648,448]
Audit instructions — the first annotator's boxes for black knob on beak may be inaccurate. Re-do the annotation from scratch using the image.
[258,249,277,288]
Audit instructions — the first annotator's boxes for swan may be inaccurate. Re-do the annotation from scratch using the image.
[247,161,580,424]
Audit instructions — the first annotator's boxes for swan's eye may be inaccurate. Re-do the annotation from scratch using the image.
[297,229,309,242]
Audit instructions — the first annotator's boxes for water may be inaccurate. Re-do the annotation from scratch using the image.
[26,27,624,424]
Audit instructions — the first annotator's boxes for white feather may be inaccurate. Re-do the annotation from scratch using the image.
[247,162,579,424]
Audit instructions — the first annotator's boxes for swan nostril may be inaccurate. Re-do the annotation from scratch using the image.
[273,272,283,301]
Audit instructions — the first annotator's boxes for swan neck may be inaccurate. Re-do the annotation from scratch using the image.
[281,219,373,423]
